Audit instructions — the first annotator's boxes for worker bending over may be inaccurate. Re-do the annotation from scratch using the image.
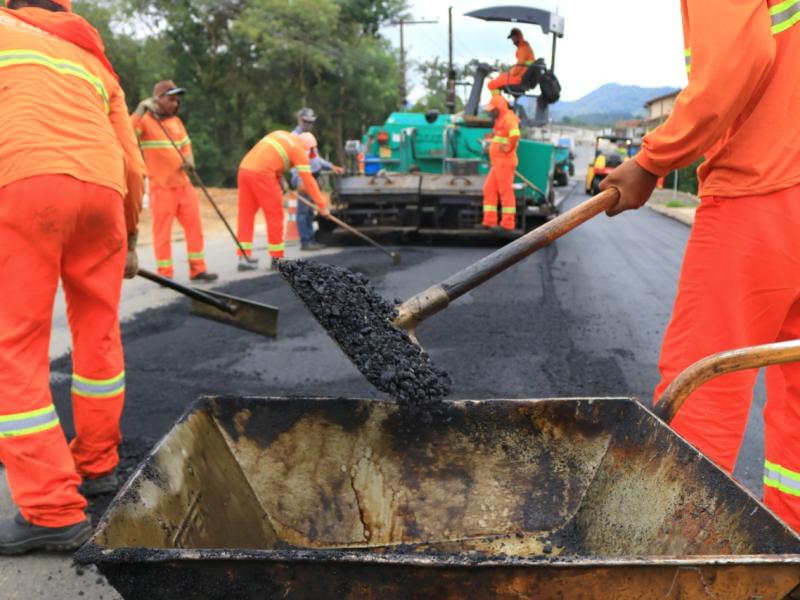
[236,131,330,269]
[289,108,344,251]
[0,0,144,552]
[487,28,535,94]
[482,95,520,230]
[602,0,800,532]
[131,81,217,282]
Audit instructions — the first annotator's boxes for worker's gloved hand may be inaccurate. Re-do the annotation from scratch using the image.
[318,204,331,218]
[133,97,159,118]
[181,153,196,173]
[124,232,139,279]
[600,159,659,217]
[332,165,345,175]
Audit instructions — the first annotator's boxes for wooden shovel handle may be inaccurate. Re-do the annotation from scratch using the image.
[395,188,620,330]
[654,339,800,423]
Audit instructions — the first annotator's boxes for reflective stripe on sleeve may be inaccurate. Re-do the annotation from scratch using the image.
[296,165,312,173]
[765,460,800,496]
[509,129,521,137]
[0,49,109,112]
[493,136,509,144]
[0,405,60,438]
[524,60,534,66]
[72,371,125,399]
[771,0,800,34]
[684,48,691,74]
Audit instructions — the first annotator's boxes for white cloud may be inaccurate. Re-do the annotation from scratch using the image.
[383,0,687,102]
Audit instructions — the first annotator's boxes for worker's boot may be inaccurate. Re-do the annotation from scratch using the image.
[270,258,281,271]
[237,256,259,271]
[300,242,325,252]
[190,271,219,283]
[0,513,92,555]
[79,470,119,498]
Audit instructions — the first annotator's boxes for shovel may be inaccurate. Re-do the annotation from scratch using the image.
[280,188,619,400]
[137,269,278,337]
[291,192,401,265]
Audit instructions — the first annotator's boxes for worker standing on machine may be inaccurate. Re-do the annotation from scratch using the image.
[601,0,800,533]
[482,95,520,231]
[235,131,330,269]
[488,27,535,94]
[131,80,217,282]
[0,0,144,553]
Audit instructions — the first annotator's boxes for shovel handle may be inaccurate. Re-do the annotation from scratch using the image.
[395,188,620,329]
[137,269,234,315]
[293,193,398,261]
[654,339,800,423]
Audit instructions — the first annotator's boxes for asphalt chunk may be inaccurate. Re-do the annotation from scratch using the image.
[279,259,451,412]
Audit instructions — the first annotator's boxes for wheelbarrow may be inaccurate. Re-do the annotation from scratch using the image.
[76,341,800,599]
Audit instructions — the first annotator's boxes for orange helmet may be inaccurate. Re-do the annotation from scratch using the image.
[298,132,318,152]
[483,94,509,114]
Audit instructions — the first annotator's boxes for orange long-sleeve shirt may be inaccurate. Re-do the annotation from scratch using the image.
[510,40,535,78]
[488,98,521,167]
[0,8,144,234]
[130,112,193,189]
[636,0,800,198]
[239,131,327,210]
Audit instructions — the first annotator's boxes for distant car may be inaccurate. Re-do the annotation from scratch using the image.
[585,135,632,195]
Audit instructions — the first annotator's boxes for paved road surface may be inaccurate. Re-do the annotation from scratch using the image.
[0,189,768,598]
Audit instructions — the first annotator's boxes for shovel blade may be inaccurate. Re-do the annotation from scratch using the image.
[190,289,278,337]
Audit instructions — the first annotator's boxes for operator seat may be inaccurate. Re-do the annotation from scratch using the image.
[503,58,546,98]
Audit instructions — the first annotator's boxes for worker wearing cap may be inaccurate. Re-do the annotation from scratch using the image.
[0,0,144,552]
[236,131,331,267]
[488,28,535,94]
[482,95,520,230]
[601,1,800,533]
[130,81,217,282]
[290,108,344,252]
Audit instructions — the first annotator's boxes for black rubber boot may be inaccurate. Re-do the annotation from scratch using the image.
[0,513,92,555]
[79,471,119,498]
[190,271,219,282]
[237,257,259,271]
[300,242,325,252]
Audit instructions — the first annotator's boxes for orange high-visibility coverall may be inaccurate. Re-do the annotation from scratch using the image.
[0,7,144,527]
[130,112,207,278]
[488,39,534,93]
[636,0,800,532]
[482,96,520,230]
[237,131,328,258]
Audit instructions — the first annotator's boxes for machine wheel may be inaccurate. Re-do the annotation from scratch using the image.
[591,177,601,196]
[568,162,575,177]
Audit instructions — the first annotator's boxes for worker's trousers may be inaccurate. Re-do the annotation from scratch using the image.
[150,181,207,278]
[655,184,800,533]
[488,72,523,92]
[236,168,285,258]
[482,164,517,229]
[0,175,127,527]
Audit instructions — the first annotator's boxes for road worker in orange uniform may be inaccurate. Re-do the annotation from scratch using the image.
[601,1,800,533]
[0,0,144,553]
[130,81,217,282]
[236,131,330,268]
[482,95,520,230]
[488,28,535,94]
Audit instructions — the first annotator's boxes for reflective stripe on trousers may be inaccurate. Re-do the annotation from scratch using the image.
[0,406,60,438]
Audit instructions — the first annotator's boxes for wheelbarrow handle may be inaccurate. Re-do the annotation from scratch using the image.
[137,269,234,315]
[654,339,800,423]
[395,188,620,330]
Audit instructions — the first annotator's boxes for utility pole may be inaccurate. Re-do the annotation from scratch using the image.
[446,7,456,114]
[389,17,438,109]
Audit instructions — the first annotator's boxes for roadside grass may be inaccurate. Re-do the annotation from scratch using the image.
[665,200,689,208]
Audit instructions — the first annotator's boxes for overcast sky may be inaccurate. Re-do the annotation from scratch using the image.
[383,0,687,102]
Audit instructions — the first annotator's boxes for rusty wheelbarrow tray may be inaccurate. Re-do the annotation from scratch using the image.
[76,390,800,599]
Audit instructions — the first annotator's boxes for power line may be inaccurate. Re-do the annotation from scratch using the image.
[388,17,438,108]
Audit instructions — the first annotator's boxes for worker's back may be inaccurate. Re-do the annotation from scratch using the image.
[639,0,800,197]
[0,8,127,195]
[240,130,308,174]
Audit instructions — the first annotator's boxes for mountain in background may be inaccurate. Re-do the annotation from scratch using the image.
[550,83,679,126]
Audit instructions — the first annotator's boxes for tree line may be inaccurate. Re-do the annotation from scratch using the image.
[74,0,407,186]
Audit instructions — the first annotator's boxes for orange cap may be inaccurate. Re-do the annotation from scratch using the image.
[483,94,508,113]
[5,0,72,7]
[298,132,318,151]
